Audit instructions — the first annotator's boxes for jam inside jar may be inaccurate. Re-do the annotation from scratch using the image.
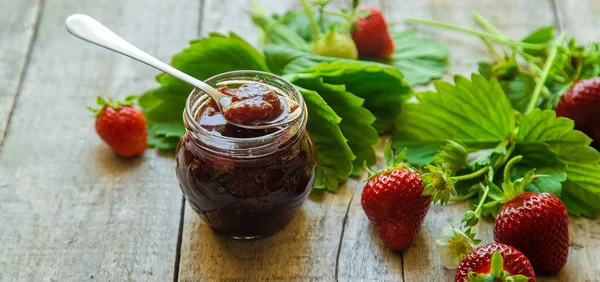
[176,71,317,239]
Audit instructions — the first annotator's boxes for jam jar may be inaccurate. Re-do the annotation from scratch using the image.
[175,71,317,239]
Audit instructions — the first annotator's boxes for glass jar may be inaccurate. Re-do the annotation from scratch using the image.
[175,71,317,239]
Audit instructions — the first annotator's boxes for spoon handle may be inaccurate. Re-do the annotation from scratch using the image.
[65,14,221,97]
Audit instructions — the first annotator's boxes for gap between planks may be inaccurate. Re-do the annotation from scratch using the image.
[173,196,186,282]
[334,191,355,281]
[0,0,44,151]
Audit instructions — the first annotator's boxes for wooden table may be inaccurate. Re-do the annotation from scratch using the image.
[1,0,599,281]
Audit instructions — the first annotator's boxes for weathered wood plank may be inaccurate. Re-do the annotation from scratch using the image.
[338,1,561,281]
[0,0,200,281]
[542,2,600,281]
[555,0,600,43]
[0,0,41,147]
[178,1,379,281]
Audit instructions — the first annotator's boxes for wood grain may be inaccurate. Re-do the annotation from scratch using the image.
[1,0,598,281]
[0,0,41,147]
[0,0,200,281]
[178,1,378,281]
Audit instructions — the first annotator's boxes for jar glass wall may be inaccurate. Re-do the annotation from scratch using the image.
[175,71,317,239]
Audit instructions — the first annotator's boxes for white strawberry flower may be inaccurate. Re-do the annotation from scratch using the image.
[435,226,475,269]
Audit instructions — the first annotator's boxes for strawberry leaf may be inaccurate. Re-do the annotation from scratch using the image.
[490,251,503,277]
[393,147,408,166]
[285,60,413,132]
[288,66,379,174]
[394,74,516,162]
[485,177,504,202]
[384,140,394,168]
[297,87,355,191]
[434,140,469,171]
[518,109,600,216]
[513,142,567,195]
[387,29,449,85]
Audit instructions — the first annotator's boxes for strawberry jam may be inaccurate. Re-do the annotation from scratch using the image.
[221,83,284,126]
[176,72,316,239]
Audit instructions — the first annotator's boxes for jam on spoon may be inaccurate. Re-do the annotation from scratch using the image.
[220,83,284,126]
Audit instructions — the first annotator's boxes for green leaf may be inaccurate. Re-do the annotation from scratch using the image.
[434,140,469,171]
[387,30,449,85]
[260,9,346,43]
[298,87,355,191]
[469,144,507,170]
[291,76,378,171]
[513,142,567,195]
[560,187,599,217]
[394,74,516,157]
[518,109,600,163]
[263,45,348,75]
[562,163,600,210]
[150,123,186,138]
[518,109,600,216]
[251,11,310,50]
[522,26,555,44]
[393,147,408,166]
[157,32,270,89]
[148,133,180,150]
[510,275,530,282]
[490,251,504,277]
[521,25,555,56]
[286,60,413,132]
[96,96,107,106]
[137,32,271,150]
[384,140,393,167]
[486,178,504,202]
[260,27,449,86]
[392,140,441,165]
[478,61,536,113]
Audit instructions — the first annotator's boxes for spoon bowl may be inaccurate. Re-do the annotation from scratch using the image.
[65,14,300,129]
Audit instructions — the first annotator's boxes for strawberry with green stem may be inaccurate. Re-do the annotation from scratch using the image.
[486,157,569,274]
[88,95,147,157]
[455,244,535,282]
[361,141,431,251]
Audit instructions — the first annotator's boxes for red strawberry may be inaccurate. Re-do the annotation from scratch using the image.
[351,7,395,58]
[494,192,569,274]
[89,96,147,157]
[556,77,600,147]
[455,243,536,282]
[361,143,431,251]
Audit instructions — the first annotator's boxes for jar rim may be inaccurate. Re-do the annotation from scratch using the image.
[183,70,307,157]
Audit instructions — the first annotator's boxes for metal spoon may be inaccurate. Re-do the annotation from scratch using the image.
[65,14,299,129]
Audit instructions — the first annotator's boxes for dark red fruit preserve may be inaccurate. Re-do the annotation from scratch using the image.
[220,83,284,125]
[175,71,316,239]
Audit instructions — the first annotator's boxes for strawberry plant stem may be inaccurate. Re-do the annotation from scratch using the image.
[405,18,547,50]
[473,183,490,217]
[524,32,566,115]
[472,12,502,36]
[449,190,477,202]
[323,11,353,20]
[300,0,320,40]
[453,166,489,181]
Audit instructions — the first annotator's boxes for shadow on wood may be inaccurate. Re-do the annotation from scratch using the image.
[92,144,145,176]
[179,208,314,281]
